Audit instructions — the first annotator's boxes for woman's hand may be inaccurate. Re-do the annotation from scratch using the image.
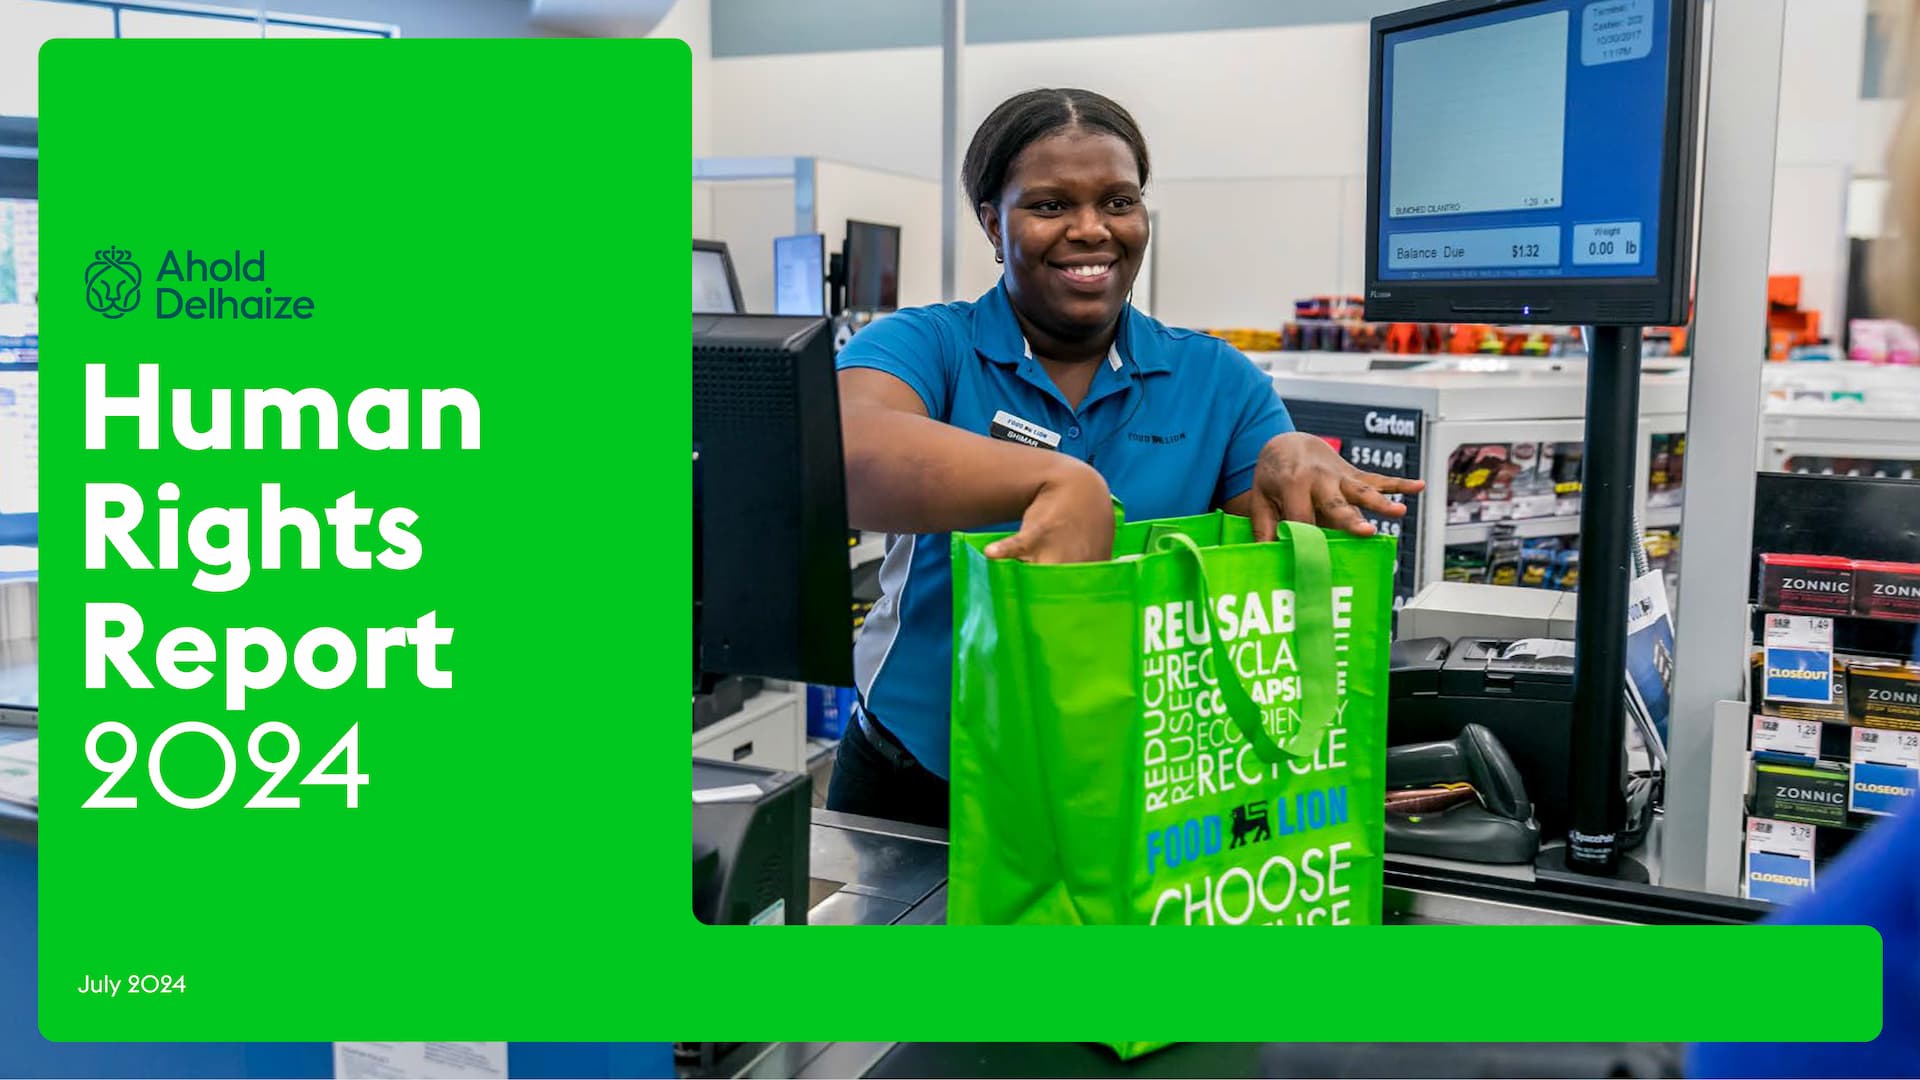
[982,457,1115,564]
[1235,431,1426,540]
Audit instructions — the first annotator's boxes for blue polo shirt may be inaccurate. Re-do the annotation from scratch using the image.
[838,282,1294,778]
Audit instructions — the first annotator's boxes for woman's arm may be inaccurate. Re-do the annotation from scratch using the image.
[839,368,1115,563]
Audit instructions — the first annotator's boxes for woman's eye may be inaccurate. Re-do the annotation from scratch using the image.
[1107,197,1137,211]
[1031,201,1064,213]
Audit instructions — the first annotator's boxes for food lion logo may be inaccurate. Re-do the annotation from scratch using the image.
[85,246,141,318]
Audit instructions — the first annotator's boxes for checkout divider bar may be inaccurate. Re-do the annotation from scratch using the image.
[1386,854,1770,926]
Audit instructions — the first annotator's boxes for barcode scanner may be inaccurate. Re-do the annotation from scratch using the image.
[1386,723,1542,864]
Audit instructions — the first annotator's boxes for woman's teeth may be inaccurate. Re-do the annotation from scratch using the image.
[1065,264,1111,278]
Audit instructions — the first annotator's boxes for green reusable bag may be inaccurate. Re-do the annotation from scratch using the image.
[948,511,1393,1057]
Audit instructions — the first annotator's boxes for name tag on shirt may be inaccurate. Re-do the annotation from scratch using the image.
[989,410,1062,449]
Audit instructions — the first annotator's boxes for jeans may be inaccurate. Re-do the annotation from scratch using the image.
[824,710,950,829]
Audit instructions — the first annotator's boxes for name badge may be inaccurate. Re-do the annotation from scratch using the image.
[989,410,1062,449]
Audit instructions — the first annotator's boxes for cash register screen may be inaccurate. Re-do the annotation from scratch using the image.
[1376,0,1672,283]
[693,248,740,314]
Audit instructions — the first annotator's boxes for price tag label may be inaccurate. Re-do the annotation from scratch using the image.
[1447,501,1476,524]
[1852,726,1920,769]
[1480,500,1514,522]
[1763,614,1834,705]
[1747,816,1816,860]
[1765,613,1834,650]
[1745,815,1818,902]
[1346,438,1409,476]
[1752,714,1822,758]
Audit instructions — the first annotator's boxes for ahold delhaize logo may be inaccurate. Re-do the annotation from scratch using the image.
[85,246,142,319]
[81,246,316,320]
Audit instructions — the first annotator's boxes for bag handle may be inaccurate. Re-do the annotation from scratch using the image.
[1152,523,1337,764]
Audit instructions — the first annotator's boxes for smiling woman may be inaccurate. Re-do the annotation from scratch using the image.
[827,87,1425,827]
[965,89,1153,371]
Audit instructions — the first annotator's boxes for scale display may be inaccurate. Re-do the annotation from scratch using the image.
[1365,0,1699,325]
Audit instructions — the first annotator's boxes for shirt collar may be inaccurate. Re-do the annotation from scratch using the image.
[1024,335,1122,372]
[973,279,1172,376]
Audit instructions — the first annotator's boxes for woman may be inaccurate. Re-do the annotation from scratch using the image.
[829,88,1423,827]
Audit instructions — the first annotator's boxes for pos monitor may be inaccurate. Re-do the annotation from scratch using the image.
[773,233,826,316]
[692,315,852,689]
[844,220,901,312]
[1364,0,1701,326]
[693,239,746,315]
[691,317,842,930]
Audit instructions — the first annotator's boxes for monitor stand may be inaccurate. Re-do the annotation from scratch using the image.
[1557,324,1643,879]
[1536,843,1650,884]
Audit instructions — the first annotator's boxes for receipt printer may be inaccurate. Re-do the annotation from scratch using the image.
[1389,637,1577,835]
[692,759,810,926]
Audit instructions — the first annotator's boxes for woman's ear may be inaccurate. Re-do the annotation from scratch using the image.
[977,203,1002,259]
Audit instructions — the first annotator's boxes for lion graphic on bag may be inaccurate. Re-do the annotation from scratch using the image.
[1229,801,1271,848]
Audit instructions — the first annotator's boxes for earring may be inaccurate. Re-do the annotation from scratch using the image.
[994,251,1004,264]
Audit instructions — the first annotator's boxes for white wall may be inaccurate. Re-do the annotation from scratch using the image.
[960,24,1370,183]
[710,6,1879,332]
[700,177,795,310]
[712,48,942,177]
[815,160,943,309]
[954,23,1374,320]
[1153,177,1364,328]
[651,0,713,158]
[653,0,716,252]
[713,22,1373,327]
[1771,0,1869,331]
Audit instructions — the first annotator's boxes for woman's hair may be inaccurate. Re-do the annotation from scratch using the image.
[961,88,1151,211]
[1876,3,1920,323]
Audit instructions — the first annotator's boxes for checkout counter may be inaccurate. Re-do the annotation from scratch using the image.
[687,563,1768,1077]
[686,561,1777,1074]
[678,806,1719,1079]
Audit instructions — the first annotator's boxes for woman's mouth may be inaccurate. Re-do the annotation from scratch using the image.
[1053,261,1115,290]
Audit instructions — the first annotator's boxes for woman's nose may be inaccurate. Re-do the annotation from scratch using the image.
[1064,205,1110,243]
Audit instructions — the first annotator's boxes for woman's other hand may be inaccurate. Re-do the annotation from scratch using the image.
[1239,431,1427,539]
[982,458,1114,564]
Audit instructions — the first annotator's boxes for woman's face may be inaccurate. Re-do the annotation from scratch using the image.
[983,128,1148,343]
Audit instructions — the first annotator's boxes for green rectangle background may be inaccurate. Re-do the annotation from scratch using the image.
[40,39,696,1040]
[37,39,1883,1045]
